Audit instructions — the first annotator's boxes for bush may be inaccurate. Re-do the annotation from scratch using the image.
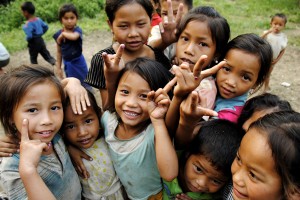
[0,0,105,32]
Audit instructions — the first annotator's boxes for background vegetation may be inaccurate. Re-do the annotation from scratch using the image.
[0,0,299,53]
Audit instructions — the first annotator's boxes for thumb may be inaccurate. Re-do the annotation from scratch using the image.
[20,119,29,141]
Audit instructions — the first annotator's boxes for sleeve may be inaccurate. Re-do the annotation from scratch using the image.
[1,158,28,199]
[162,178,182,199]
[53,30,61,43]
[23,22,33,41]
[148,25,161,44]
[153,47,172,70]
[74,26,83,40]
[40,18,49,34]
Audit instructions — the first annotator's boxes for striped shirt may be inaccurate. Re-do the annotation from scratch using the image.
[85,45,171,89]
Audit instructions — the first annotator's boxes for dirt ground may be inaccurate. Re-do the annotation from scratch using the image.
[3,30,300,114]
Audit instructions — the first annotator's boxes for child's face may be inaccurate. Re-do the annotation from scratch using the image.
[271,16,286,34]
[183,154,227,193]
[176,20,216,71]
[61,11,77,30]
[63,104,99,149]
[216,49,260,99]
[242,109,274,131]
[231,129,282,200]
[109,3,151,52]
[160,0,189,18]
[115,71,151,130]
[21,10,29,19]
[12,82,63,143]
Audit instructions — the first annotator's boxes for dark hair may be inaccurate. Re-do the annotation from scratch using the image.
[238,93,293,129]
[159,0,193,10]
[223,33,272,90]
[176,6,230,61]
[250,111,300,199]
[105,0,153,23]
[181,119,244,178]
[110,57,173,128]
[272,13,287,25]
[58,3,78,22]
[21,1,35,15]
[0,65,65,138]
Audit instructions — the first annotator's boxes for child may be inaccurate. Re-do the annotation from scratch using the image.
[0,65,81,199]
[53,3,90,90]
[237,93,293,131]
[21,2,56,66]
[85,0,171,107]
[150,0,162,27]
[214,33,272,123]
[261,13,288,91]
[163,119,244,199]
[148,0,193,60]
[63,90,126,199]
[225,111,300,200]
[0,42,10,75]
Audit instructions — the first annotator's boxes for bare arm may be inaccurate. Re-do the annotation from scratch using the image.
[62,31,80,41]
[55,43,64,79]
[272,48,286,65]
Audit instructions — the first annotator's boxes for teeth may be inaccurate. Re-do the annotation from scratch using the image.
[39,131,51,135]
[124,111,138,116]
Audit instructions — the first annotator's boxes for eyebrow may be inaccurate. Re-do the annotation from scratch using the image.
[224,60,255,76]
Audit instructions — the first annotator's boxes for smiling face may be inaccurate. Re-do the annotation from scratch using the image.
[271,16,286,34]
[109,3,151,52]
[115,71,151,131]
[231,129,282,200]
[182,154,227,194]
[216,49,260,99]
[61,11,77,31]
[176,20,216,71]
[63,104,99,149]
[12,82,63,143]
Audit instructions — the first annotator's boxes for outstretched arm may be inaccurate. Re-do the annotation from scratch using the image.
[148,81,178,181]
[19,119,56,200]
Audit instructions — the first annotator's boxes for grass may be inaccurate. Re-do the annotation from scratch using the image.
[1,0,299,53]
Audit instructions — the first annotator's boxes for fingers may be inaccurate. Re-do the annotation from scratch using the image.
[167,0,174,23]
[193,55,208,78]
[159,21,165,33]
[81,152,93,161]
[201,60,226,79]
[189,91,198,112]
[163,77,177,93]
[147,91,155,103]
[77,163,90,179]
[197,107,218,117]
[20,119,29,141]
[114,44,125,65]
[174,3,184,25]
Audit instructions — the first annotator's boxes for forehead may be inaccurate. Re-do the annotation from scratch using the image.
[118,71,150,88]
[62,11,77,18]
[114,3,149,22]
[272,16,285,24]
[64,104,95,121]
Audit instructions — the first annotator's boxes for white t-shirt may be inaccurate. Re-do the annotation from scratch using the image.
[0,42,9,61]
[264,31,287,59]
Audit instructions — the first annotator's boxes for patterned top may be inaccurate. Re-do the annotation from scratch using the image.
[0,134,81,200]
[22,17,48,41]
[85,45,171,89]
[81,136,125,199]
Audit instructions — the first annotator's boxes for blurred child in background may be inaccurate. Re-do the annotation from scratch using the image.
[261,13,288,91]
[150,0,162,27]
[21,1,56,66]
[0,42,10,75]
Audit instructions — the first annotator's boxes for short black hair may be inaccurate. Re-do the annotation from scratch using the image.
[181,119,244,177]
[105,0,153,23]
[21,1,35,15]
[58,3,78,22]
[272,13,287,24]
[238,93,293,129]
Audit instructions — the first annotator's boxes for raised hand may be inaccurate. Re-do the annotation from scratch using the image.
[0,134,19,157]
[19,119,48,172]
[159,0,184,46]
[147,78,176,120]
[103,44,125,84]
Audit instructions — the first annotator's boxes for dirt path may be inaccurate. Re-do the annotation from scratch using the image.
[4,30,300,112]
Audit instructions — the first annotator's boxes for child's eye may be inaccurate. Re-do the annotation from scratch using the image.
[222,66,230,72]
[120,90,129,95]
[85,119,92,124]
[199,42,208,47]
[139,94,148,99]
[65,124,75,130]
[249,171,259,181]
[51,106,61,111]
[211,179,223,186]
[28,108,37,113]
[180,36,188,42]
[118,25,128,29]
[137,23,146,27]
[193,164,203,174]
[242,74,251,81]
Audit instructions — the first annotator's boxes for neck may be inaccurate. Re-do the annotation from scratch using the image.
[116,120,149,140]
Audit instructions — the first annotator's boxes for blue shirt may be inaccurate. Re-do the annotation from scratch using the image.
[53,26,83,61]
[101,111,162,200]
[22,17,48,41]
[0,134,82,200]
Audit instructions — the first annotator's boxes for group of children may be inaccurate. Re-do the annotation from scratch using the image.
[0,0,298,200]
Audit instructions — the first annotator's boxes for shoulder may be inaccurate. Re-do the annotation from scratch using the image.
[74,26,82,33]
[92,46,115,60]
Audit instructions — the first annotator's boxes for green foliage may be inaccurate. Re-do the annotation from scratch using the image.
[0,0,105,32]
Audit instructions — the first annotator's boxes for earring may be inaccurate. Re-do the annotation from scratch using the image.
[214,58,219,64]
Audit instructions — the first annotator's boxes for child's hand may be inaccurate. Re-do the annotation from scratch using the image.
[180,91,218,124]
[63,78,91,115]
[147,78,176,120]
[0,134,19,157]
[159,0,183,46]
[103,44,125,84]
[19,119,49,172]
[67,145,91,179]
[175,193,193,200]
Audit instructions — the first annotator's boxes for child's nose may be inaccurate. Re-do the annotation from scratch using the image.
[184,42,195,56]
[128,27,138,37]
[232,169,245,187]
[196,177,208,190]
[40,111,53,126]
[78,126,88,136]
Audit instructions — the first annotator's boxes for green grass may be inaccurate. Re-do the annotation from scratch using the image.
[1,0,299,53]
